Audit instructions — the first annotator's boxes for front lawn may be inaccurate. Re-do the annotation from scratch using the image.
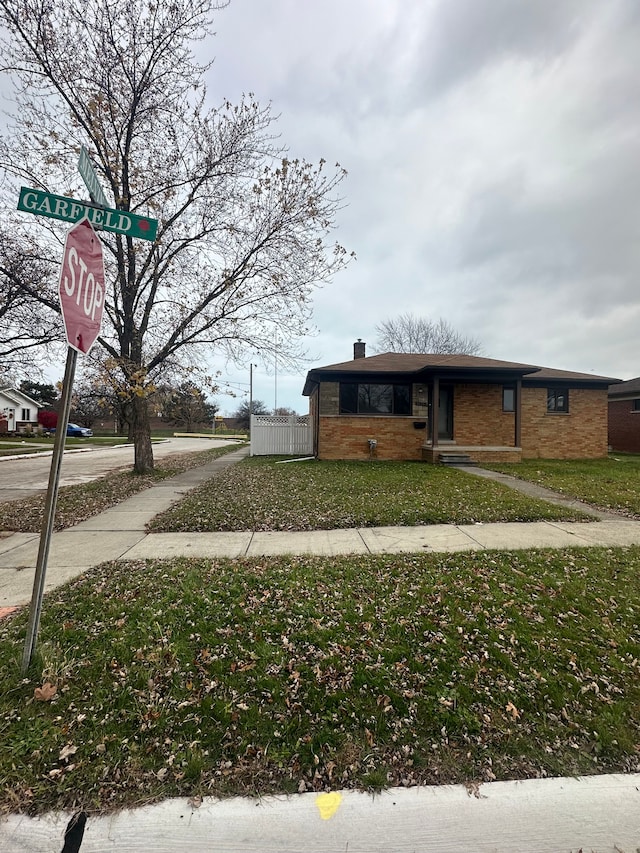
[486,455,640,518]
[148,457,590,532]
[1,547,639,815]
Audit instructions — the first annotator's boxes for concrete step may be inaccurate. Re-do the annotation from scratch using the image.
[438,453,477,466]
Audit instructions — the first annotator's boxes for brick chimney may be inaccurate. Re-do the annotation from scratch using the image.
[353,339,366,360]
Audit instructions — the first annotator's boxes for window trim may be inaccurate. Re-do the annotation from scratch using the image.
[546,387,569,414]
[21,407,31,421]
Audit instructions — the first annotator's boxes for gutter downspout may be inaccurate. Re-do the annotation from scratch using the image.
[313,383,320,457]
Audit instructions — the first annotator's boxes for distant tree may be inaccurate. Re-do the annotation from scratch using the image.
[273,406,297,416]
[160,382,218,432]
[373,314,483,355]
[19,381,58,408]
[233,399,269,431]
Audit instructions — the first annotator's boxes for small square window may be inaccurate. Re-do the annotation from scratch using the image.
[632,399,640,412]
[547,388,569,413]
[21,408,30,421]
[502,386,515,412]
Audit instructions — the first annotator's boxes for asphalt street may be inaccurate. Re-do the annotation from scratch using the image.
[0,436,235,502]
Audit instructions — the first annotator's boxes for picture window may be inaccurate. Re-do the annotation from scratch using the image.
[340,383,411,415]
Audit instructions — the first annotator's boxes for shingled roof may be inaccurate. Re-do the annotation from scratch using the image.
[608,376,640,397]
[303,353,621,395]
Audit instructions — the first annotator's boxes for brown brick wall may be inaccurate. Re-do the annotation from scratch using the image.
[608,399,640,453]
[453,384,515,446]
[317,416,426,460]
[520,387,608,459]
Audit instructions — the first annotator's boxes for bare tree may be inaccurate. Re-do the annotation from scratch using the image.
[0,228,63,373]
[0,0,350,472]
[373,314,483,355]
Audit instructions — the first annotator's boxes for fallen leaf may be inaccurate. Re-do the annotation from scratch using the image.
[59,744,78,762]
[506,701,520,720]
[34,682,57,702]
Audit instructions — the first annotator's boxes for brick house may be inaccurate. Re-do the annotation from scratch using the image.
[608,377,640,453]
[302,343,620,463]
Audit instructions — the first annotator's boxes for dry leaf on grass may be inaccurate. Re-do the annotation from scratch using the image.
[506,701,520,720]
[34,682,57,702]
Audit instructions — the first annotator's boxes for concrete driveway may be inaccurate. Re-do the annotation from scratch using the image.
[0,436,238,503]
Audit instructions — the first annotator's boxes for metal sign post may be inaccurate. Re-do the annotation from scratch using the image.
[17,144,149,672]
[21,217,106,673]
[21,346,77,673]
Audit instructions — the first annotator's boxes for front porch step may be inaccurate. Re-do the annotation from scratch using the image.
[438,452,477,466]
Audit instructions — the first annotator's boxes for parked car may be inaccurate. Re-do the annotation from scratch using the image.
[50,423,93,437]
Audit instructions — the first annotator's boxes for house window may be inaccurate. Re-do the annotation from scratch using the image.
[21,408,30,421]
[633,399,640,412]
[339,383,411,415]
[502,386,515,412]
[547,388,569,413]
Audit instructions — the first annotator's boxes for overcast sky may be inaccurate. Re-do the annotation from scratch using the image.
[205,0,640,414]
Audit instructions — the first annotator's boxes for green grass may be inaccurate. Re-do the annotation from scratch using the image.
[0,444,243,532]
[0,444,49,458]
[485,455,640,518]
[0,435,133,456]
[1,547,639,815]
[148,457,590,532]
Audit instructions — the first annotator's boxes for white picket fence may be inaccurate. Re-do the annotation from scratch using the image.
[250,414,313,456]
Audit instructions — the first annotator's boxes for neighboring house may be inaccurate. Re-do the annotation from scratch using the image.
[0,388,42,434]
[608,377,640,453]
[302,343,620,463]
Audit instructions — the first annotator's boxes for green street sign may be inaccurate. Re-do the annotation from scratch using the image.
[17,186,158,241]
[78,146,109,208]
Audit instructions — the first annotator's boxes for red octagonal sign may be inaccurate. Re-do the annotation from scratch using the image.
[58,217,105,355]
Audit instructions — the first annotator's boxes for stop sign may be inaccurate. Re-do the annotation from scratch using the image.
[58,217,105,354]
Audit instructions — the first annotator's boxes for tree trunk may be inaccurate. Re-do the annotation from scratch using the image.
[131,394,154,474]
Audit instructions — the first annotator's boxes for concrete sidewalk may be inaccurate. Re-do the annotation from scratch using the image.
[2,449,640,611]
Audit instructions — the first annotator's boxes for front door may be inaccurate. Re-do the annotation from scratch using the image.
[428,386,454,441]
[438,386,453,440]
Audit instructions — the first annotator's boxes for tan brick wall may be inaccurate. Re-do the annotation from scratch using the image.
[453,384,515,446]
[317,416,426,460]
[520,387,608,459]
[313,381,609,461]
